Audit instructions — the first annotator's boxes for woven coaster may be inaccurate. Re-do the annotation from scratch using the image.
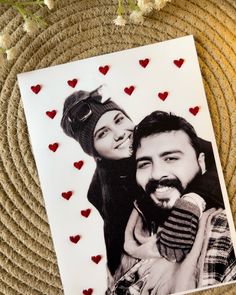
[0,0,235,294]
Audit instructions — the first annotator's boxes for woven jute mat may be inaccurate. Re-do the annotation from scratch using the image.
[0,0,235,294]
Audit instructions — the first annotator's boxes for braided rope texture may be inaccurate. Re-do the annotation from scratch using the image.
[0,0,235,294]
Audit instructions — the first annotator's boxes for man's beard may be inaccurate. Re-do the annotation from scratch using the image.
[145,177,184,198]
[139,172,202,228]
[138,177,184,228]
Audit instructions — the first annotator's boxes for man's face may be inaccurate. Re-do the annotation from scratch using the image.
[136,130,205,209]
[93,110,134,160]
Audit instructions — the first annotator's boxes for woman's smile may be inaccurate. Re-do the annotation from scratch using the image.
[115,134,132,149]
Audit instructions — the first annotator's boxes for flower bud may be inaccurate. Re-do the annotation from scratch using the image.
[6,47,17,61]
[44,0,54,10]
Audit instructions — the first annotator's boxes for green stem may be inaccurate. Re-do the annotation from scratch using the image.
[13,4,27,18]
[0,0,44,6]
[12,2,47,27]
[117,0,123,16]
[128,0,136,10]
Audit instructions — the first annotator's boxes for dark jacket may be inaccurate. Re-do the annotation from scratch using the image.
[88,157,139,275]
[87,138,224,275]
[186,138,224,210]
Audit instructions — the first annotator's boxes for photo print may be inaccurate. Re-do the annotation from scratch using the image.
[17,35,236,295]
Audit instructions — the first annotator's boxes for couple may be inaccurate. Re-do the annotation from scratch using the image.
[61,86,236,294]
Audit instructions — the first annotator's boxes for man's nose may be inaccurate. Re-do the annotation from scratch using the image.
[151,162,168,180]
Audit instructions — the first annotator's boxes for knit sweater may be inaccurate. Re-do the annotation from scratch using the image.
[108,208,236,295]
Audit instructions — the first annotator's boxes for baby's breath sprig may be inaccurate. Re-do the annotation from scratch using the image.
[0,0,54,60]
[113,0,126,26]
[113,0,171,26]
[0,0,54,34]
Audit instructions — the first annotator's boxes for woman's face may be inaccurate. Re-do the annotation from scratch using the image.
[93,110,135,160]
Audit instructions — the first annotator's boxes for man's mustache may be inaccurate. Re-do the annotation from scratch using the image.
[145,178,184,196]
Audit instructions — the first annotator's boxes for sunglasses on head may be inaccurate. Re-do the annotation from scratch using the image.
[67,99,93,123]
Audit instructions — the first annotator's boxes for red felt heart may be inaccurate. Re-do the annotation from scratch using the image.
[31,84,41,94]
[81,209,91,218]
[48,143,59,152]
[189,106,200,116]
[158,91,168,101]
[46,110,57,119]
[69,235,80,244]
[124,86,135,96]
[61,191,73,200]
[83,289,93,295]
[173,58,184,68]
[139,58,149,68]
[91,255,102,264]
[99,65,109,75]
[74,160,84,170]
[67,79,78,88]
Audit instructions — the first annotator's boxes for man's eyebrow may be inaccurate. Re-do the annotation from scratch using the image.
[160,150,183,157]
[136,156,152,164]
[136,150,183,163]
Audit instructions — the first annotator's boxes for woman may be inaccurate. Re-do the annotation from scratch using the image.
[61,87,138,276]
[60,86,224,277]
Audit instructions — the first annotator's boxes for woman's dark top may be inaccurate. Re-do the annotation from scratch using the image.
[87,138,224,275]
[88,157,138,275]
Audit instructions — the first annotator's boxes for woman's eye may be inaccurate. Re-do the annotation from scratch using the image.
[115,116,124,124]
[97,129,108,139]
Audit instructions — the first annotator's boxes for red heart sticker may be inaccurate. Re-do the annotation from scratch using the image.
[69,235,80,244]
[46,110,57,119]
[31,84,41,94]
[139,58,149,68]
[61,191,73,200]
[48,143,59,152]
[83,289,93,295]
[74,160,84,170]
[81,209,91,218]
[124,86,135,96]
[67,79,78,88]
[173,58,184,68]
[158,91,169,101]
[99,65,109,75]
[189,106,200,116]
[91,255,102,264]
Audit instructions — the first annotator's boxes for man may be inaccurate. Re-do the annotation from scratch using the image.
[109,111,236,295]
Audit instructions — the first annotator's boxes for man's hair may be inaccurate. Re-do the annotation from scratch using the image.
[132,111,200,156]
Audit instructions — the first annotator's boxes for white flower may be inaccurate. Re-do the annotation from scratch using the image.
[154,0,169,10]
[129,10,144,24]
[23,19,38,35]
[113,15,126,26]
[6,47,17,60]
[0,33,11,49]
[138,0,154,15]
[44,0,54,10]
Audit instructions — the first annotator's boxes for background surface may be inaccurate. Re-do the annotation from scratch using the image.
[0,1,235,295]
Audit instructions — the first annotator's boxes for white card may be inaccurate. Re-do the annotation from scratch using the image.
[17,35,236,295]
